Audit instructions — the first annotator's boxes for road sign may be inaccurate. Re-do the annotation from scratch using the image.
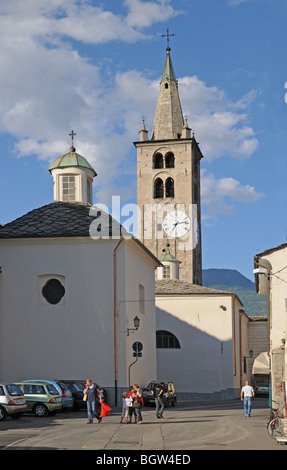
[132,341,143,357]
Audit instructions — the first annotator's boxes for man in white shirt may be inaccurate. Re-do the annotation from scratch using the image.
[240,381,255,417]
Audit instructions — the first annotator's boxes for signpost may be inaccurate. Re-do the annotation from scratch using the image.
[129,342,143,385]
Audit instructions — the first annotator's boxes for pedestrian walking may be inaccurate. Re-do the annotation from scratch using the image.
[83,378,102,424]
[240,381,255,417]
[154,382,165,418]
[128,386,137,423]
[133,384,144,424]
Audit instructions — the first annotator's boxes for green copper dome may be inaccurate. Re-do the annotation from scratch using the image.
[49,147,97,176]
[160,246,181,263]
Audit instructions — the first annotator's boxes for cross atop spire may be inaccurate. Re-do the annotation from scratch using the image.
[69,130,76,147]
[161,28,175,50]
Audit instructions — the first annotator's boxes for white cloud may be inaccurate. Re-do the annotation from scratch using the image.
[0,0,262,214]
[179,76,259,160]
[124,0,179,28]
[201,170,264,220]
[0,0,179,45]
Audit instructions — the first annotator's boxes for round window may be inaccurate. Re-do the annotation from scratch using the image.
[42,279,65,305]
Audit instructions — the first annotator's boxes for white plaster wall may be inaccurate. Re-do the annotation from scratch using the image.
[0,235,158,398]
[259,251,287,349]
[121,240,157,389]
[155,294,240,395]
[0,238,117,385]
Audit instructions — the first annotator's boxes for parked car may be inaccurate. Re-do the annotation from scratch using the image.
[255,383,269,396]
[58,380,86,409]
[0,383,27,421]
[58,380,107,409]
[22,380,73,410]
[142,381,176,406]
[17,381,62,417]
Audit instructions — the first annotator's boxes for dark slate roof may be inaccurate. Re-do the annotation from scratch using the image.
[0,202,124,239]
[155,279,242,304]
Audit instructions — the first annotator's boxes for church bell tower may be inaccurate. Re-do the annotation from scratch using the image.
[134,44,203,285]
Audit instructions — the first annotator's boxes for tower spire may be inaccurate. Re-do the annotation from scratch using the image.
[151,41,184,141]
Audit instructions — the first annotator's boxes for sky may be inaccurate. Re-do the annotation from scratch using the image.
[0,0,286,281]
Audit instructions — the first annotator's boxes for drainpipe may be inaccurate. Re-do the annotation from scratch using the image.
[113,237,124,407]
[239,310,244,389]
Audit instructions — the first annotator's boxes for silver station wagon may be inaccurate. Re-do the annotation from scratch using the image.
[0,383,27,420]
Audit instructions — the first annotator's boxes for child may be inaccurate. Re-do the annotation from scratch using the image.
[120,392,130,423]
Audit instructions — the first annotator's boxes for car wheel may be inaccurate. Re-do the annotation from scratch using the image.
[33,403,48,417]
[0,406,7,421]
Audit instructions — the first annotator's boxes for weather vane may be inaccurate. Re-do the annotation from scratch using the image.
[161,28,175,49]
[69,130,76,146]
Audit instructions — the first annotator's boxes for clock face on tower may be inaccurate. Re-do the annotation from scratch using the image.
[163,211,191,238]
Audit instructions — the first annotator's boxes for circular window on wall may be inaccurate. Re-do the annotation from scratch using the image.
[42,278,65,305]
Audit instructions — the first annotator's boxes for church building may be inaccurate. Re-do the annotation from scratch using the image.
[0,142,160,405]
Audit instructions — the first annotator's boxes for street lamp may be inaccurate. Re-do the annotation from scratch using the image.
[127,316,140,336]
[242,350,254,359]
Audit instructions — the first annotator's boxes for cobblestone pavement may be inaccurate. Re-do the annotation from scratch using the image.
[0,398,286,451]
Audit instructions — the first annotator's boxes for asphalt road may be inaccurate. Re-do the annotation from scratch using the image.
[0,398,286,452]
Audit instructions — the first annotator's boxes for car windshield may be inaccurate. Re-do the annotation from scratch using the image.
[6,384,24,396]
[46,384,58,395]
[57,382,68,391]
[67,382,85,392]
[147,382,158,391]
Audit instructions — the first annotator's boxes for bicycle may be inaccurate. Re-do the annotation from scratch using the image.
[267,401,285,440]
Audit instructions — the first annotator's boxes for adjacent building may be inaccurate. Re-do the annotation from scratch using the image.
[254,244,287,408]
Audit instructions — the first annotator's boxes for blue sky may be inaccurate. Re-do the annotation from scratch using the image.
[0,0,286,281]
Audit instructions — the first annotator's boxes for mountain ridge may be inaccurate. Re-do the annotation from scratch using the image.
[202,268,267,317]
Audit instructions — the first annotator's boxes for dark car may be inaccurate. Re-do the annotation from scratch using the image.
[57,380,86,409]
[59,380,107,409]
[142,381,176,406]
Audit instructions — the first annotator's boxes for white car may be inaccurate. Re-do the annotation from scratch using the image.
[255,384,269,396]
[0,383,27,420]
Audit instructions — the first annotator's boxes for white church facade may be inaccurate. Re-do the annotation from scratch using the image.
[0,145,160,405]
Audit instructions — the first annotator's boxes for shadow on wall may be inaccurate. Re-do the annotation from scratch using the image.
[156,308,235,401]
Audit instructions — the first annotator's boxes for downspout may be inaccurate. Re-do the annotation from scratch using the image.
[239,310,244,389]
[113,237,124,407]
[233,297,236,379]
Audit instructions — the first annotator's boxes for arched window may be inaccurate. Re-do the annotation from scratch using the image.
[165,177,174,198]
[153,153,163,169]
[165,152,174,168]
[154,178,164,198]
[156,330,180,349]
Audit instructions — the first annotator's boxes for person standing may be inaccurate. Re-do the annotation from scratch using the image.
[155,382,165,419]
[83,378,102,424]
[240,381,255,417]
[120,392,130,423]
[133,384,144,424]
[128,386,137,423]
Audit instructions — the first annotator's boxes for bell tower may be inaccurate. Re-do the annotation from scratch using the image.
[134,45,203,285]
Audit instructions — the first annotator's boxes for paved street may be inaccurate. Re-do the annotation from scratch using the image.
[1,398,286,451]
